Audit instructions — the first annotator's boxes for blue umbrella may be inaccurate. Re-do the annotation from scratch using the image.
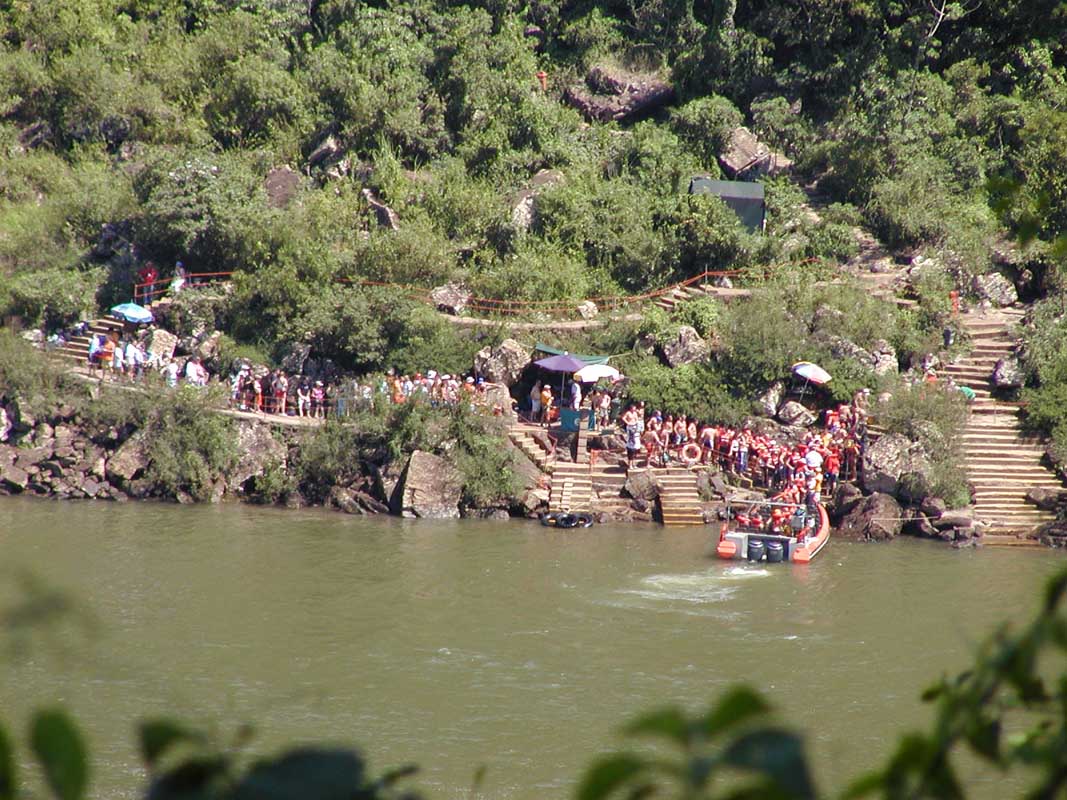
[110,302,154,324]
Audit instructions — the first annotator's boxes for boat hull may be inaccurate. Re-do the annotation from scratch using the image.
[716,505,829,563]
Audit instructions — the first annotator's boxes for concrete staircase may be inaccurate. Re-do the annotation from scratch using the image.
[549,461,593,512]
[652,283,751,312]
[655,466,705,526]
[51,318,123,366]
[508,422,555,473]
[941,308,1063,540]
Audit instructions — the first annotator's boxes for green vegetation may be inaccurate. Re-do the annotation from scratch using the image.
[2,0,1066,492]
[8,566,1067,799]
[292,399,518,510]
[3,0,1061,337]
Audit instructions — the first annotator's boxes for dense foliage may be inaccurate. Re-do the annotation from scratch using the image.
[2,0,1063,335]
[3,0,1067,482]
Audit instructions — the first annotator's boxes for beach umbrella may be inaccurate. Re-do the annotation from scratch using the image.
[791,361,831,400]
[534,353,588,410]
[110,302,154,324]
[534,354,588,373]
[574,363,621,383]
[791,361,832,384]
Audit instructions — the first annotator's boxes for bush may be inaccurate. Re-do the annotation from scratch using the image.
[876,381,967,452]
[618,356,748,425]
[670,95,743,166]
[0,329,84,411]
[3,267,105,331]
[140,386,240,501]
[671,295,720,338]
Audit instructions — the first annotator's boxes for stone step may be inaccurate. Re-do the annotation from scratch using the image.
[981,535,1044,547]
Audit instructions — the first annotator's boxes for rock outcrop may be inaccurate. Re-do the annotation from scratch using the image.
[862,433,930,498]
[228,422,287,494]
[718,127,792,180]
[661,326,709,367]
[430,283,470,316]
[755,381,784,417]
[777,401,816,427]
[972,272,1018,307]
[394,450,463,519]
[564,66,674,123]
[992,356,1023,389]
[836,492,903,541]
[623,470,661,501]
[474,339,529,386]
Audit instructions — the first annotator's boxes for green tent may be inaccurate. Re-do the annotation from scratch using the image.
[688,177,766,233]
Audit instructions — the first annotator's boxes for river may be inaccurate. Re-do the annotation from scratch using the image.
[0,497,1062,799]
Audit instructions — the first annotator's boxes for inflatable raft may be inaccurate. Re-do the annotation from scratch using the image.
[715,502,829,564]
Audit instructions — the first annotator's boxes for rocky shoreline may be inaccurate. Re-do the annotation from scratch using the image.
[2,384,1064,547]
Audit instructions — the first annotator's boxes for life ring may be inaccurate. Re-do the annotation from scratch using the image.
[540,512,560,527]
[680,443,702,465]
[574,512,595,528]
[556,513,579,529]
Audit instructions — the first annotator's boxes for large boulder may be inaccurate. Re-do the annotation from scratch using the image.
[507,440,548,516]
[837,492,903,541]
[755,381,784,417]
[264,166,301,209]
[227,422,287,494]
[862,433,930,498]
[145,328,178,364]
[106,434,149,484]
[829,482,864,520]
[623,470,662,501]
[510,169,566,231]
[361,188,400,230]
[0,406,10,443]
[577,301,599,320]
[280,342,312,375]
[777,401,816,427]
[871,339,898,376]
[972,272,1018,307]
[394,450,462,519]
[661,326,709,367]
[1027,487,1067,512]
[827,335,874,368]
[195,331,223,362]
[992,356,1023,389]
[329,486,364,514]
[474,339,529,386]
[430,283,470,316]
[0,462,30,492]
[564,66,674,123]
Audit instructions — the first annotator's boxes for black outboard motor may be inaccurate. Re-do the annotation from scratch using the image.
[747,539,766,562]
[765,540,785,563]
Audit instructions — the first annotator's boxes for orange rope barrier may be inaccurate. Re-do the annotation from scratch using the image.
[133,268,751,319]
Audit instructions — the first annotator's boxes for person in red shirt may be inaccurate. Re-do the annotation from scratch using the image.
[137,262,158,304]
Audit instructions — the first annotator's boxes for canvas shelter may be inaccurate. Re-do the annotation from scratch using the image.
[688,177,766,233]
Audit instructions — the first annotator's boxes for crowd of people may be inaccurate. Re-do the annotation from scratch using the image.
[526,378,614,428]
[84,331,508,423]
[615,390,875,508]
